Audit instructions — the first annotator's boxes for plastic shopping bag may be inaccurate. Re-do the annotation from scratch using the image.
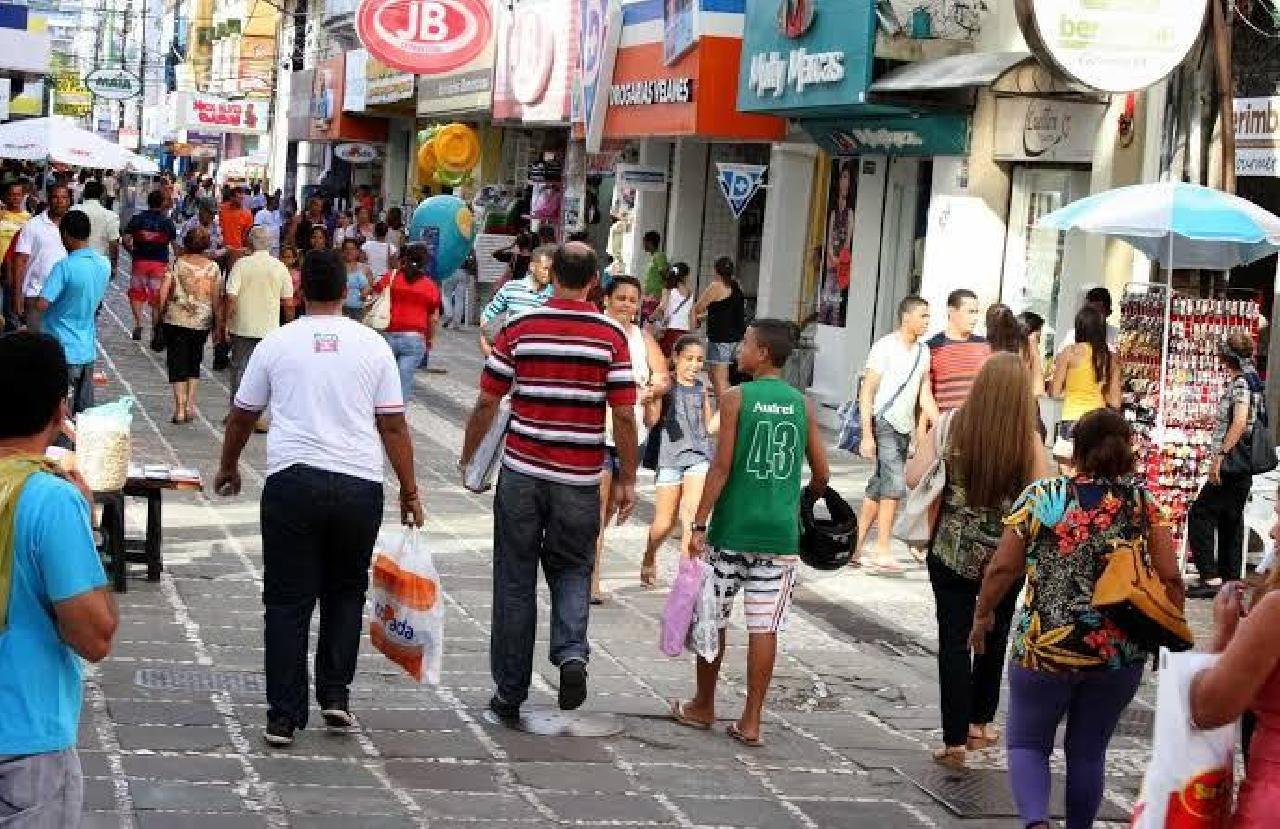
[1131,649,1237,828]
[463,398,510,493]
[685,566,720,662]
[660,558,709,657]
[76,397,135,491]
[368,528,444,684]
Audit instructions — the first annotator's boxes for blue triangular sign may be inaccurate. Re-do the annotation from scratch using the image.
[716,163,767,220]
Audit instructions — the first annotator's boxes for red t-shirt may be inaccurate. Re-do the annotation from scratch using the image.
[374,271,441,340]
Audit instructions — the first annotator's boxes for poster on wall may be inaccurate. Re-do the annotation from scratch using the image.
[818,158,856,327]
[663,0,697,66]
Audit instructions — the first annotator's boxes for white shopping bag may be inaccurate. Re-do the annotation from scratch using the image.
[686,566,720,662]
[1131,649,1236,828]
[464,398,510,493]
[368,528,444,684]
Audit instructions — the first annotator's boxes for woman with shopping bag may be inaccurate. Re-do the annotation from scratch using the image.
[1189,518,1280,826]
[919,354,1048,769]
[970,408,1184,829]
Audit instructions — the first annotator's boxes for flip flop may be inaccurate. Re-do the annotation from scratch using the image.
[726,722,762,747]
[866,561,906,577]
[668,698,712,731]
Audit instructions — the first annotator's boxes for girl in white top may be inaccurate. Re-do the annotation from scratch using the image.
[652,262,694,357]
[593,275,669,602]
[361,221,398,278]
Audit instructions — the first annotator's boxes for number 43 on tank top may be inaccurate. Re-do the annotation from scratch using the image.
[745,421,800,480]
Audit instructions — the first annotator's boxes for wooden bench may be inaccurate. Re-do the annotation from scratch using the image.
[95,468,202,592]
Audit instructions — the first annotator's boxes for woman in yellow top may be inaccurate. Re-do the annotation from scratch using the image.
[1050,307,1120,462]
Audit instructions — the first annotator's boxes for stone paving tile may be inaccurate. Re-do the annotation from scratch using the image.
[78,301,1157,827]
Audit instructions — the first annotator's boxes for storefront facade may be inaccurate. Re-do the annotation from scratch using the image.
[345,48,417,211]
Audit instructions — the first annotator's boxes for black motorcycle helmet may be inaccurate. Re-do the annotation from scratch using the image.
[799,486,856,570]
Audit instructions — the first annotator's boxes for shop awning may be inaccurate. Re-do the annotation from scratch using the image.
[869,51,1032,94]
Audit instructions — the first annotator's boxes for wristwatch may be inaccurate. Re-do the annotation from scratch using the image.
[691,522,708,533]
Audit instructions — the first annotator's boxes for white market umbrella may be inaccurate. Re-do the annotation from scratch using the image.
[216,154,269,183]
[1038,181,1280,270]
[0,116,137,170]
[125,152,160,174]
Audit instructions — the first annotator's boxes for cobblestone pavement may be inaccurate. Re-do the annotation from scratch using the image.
[75,281,1190,828]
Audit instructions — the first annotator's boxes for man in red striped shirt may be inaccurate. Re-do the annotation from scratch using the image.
[924,289,991,417]
[460,242,639,720]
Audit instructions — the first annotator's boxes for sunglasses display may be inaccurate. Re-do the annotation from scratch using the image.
[1119,287,1262,543]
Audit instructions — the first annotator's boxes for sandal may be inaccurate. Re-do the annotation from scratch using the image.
[866,559,906,577]
[726,722,762,747]
[170,413,184,424]
[668,698,713,731]
[932,746,967,769]
[640,564,658,588]
[967,725,999,750]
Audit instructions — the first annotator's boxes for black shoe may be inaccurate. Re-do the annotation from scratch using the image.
[264,716,295,747]
[320,706,356,732]
[558,661,588,711]
[131,326,141,341]
[489,694,520,721]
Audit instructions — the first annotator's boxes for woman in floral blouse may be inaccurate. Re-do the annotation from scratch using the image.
[970,408,1183,829]
[923,354,1048,769]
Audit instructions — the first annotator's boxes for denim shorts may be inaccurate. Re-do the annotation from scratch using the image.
[707,340,739,365]
[865,417,911,501]
[656,460,710,486]
[603,446,620,475]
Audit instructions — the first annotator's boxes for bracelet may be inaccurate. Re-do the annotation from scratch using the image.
[400,490,420,502]
[691,522,708,533]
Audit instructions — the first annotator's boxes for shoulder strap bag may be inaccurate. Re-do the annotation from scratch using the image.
[1222,390,1278,477]
[892,409,955,547]
[837,342,923,453]
[1091,484,1193,653]
[363,271,395,331]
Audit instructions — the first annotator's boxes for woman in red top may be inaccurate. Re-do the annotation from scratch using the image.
[372,243,441,402]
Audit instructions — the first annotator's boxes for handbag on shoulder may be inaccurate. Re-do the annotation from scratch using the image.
[1222,393,1278,477]
[363,271,395,331]
[1091,487,1193,653]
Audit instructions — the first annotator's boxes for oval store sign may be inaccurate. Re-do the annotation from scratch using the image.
[84,67,142,101]
[334,142,379,163]
[1015,0,1207,94]
[356,0,493,76]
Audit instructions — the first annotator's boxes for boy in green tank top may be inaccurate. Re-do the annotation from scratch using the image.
[669,319,830,747]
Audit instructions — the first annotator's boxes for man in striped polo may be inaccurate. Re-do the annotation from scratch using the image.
[924,289,991,416]
[478,244,554,355]
[461,242,639,720]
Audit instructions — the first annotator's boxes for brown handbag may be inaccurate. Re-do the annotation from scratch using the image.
[1091,487,1193,653]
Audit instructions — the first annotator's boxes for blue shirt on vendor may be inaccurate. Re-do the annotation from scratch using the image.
[40,247,111,366]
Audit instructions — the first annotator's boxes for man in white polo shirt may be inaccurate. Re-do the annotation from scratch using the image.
[14,184,70,330]
[71,180,120,276]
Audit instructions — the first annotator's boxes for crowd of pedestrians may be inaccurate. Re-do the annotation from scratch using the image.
[4,162,1280,829]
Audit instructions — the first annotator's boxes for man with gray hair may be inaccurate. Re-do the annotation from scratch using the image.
[223,225,294,431]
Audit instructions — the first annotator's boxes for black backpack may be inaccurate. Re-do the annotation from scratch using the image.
[799,487,857,570]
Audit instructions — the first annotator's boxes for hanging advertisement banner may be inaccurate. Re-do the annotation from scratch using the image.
[356,0,494,76]
[334,142,379,163]
[84,67,142,101]
[345,48,369,112]
[993,98,1106,164]
[1236,97,1280,177]
[176,93,269,134]
[493,0,578,124]
[663,0,697,66]
[579,0,622,153]
[716,162,766,220]
[1014,0,1207,94]
[817,157,855,327]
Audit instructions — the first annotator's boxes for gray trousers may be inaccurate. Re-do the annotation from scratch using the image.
[229,335,261,406]
[0,749,83,827]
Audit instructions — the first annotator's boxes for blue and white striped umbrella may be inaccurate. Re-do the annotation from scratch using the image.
[1037,182,1280,270]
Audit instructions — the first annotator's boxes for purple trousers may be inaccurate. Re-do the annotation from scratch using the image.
[1006,662,1143,829]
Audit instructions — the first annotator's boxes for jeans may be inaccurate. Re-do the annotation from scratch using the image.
[928,554,1017,747]
[261,464,383,727]
[1007,662,1143,829]
[67,362,94,414]
[384,331,426,404]
[229,334,261,406]
[0,749,82,827]
[491,468,601,706]
[1188,472,1252,581]
[866,416,911,501]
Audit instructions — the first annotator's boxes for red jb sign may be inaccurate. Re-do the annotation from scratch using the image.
[356,0,493,76]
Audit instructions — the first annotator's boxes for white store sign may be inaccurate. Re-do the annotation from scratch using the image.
[993,98,1106,164]
[1236,97,1280,178]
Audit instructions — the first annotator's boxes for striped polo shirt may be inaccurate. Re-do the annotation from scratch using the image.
[481,298,637,486]
[926,333,991,412]
[480,276,554,325]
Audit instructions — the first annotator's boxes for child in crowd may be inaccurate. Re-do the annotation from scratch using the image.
[341,239,372,321]
[640,335,716,587]
[281,245,303,319]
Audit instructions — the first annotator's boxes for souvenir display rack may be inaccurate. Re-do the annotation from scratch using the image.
[1119,284,1262,542]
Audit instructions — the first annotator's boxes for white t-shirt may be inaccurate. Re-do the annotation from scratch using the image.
[361,240,396,278]
[16,212,68,297]
[664,287,692,330]
[864,332,930,436]
[233,315,405,483]
[73,200,121,259]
